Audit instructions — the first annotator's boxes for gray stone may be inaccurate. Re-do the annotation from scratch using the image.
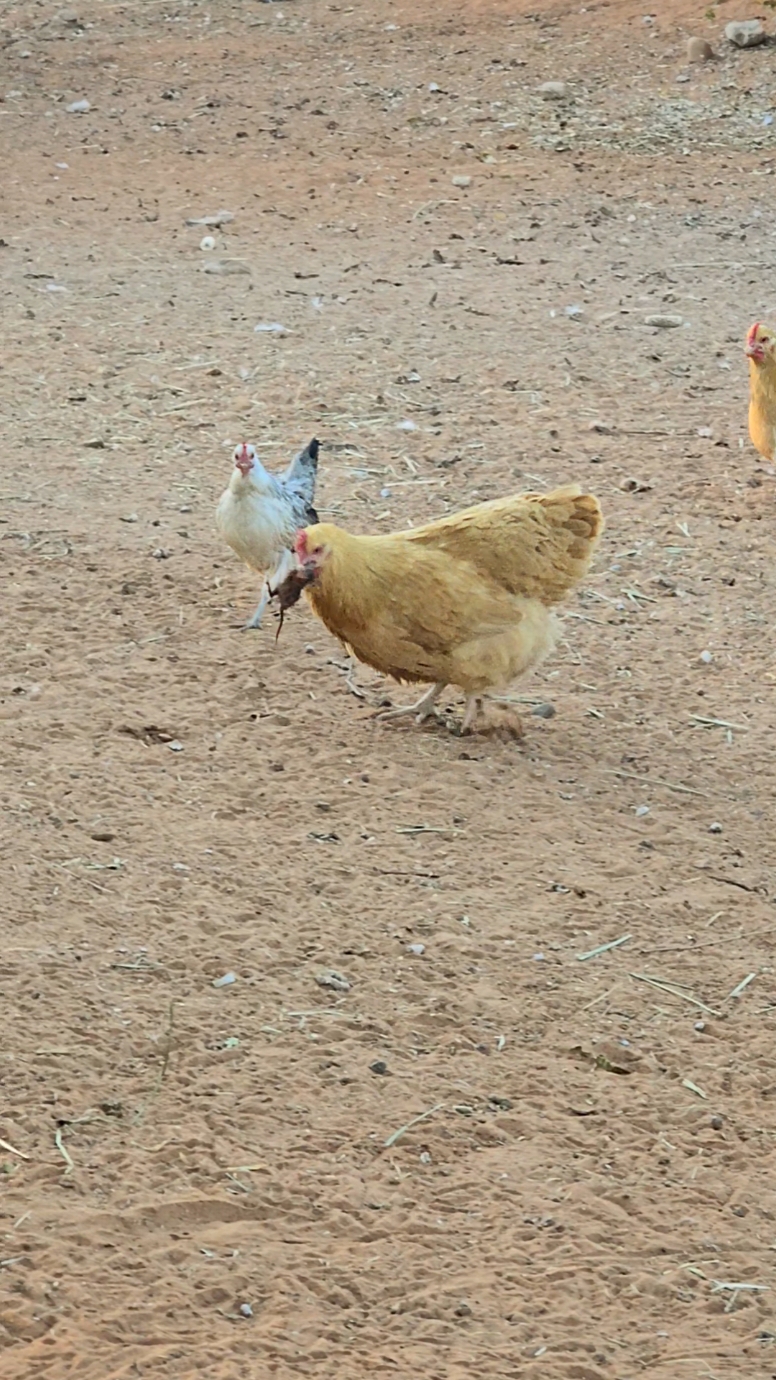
[538,81,568,100]
[725,19,765,47]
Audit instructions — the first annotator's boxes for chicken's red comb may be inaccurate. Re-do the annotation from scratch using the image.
[294,530,309,560]
[747,322,761,346]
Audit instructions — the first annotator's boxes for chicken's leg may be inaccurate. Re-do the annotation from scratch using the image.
[376,682,445,726]
[245,550,296,631]
[243,581,270,630]
[461,695,484,734]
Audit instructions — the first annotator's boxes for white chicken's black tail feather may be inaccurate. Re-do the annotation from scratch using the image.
[283,437,320,506]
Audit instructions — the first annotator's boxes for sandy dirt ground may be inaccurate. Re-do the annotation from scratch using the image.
[2,0,776,1376]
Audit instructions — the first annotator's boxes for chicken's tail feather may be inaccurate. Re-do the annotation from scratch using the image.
[529,486,604,599]
[286,438,320,477]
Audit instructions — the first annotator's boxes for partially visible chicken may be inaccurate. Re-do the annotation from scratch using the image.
[272,484,603,733]
[745,321,776,463]
[216,437,320,628]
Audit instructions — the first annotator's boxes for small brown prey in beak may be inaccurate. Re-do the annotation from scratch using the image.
[269,567,316,642]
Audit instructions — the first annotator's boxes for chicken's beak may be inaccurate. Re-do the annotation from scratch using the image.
[745,341,766,363]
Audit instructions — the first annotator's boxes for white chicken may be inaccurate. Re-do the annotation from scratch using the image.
[216,437,320,628]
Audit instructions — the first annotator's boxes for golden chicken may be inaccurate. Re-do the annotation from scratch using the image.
[745,321,776,463]
[272,485,604,733]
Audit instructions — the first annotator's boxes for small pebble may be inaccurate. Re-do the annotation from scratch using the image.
[168,740,183,752]
[315,968,351,992]
[396,419,417,431]
[699,649,713,664]
[645,313,684,328]
[66,98,91,113]
[708,821,723,833]
[185,210,235,227]
[200,235,216,251]
[531,702,556,719]
[451,174,471,188]
[254,321,287,334]
[428,82,441,93]
[407,942,425,956]
[370,1060,389,1075]
[687,36,715,62]
[239,1303,253,1318]
[454,1302,473,1318]
[710,1114,724,1130]
[635,805,650,817]
[212,971,236,988]
[725,18,765,47]
[538,81,568,100]
[419,1150,432,1164]
[203,259,251,276]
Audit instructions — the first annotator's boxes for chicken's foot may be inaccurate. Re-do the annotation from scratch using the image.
[376,682,446,726]
[242,582,270,630]
[461,696,484,734]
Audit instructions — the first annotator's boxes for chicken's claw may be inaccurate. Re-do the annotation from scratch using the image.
[374,683,445,726]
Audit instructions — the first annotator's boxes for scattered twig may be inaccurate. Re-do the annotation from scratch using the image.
[638,939,723,955]
[711,1279,768,1314]
[383,1103,444,1150]
[727,973,756,1001]
[0,1138,29,1161]
[158,1001,176,1085]
[224,1172,251,1194]
[697,871,765,895]
[54,1127,75,1176]
[629,972,721,1015]
[690,715,749,732]
[325,658,367,700]
[682,1079,707,1099]
[577,934,631,962]
[110,956,165,972]
[373,868,441,878]
[582,990,615,1011]
[396,825,459,836]
[604,769,709,798]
